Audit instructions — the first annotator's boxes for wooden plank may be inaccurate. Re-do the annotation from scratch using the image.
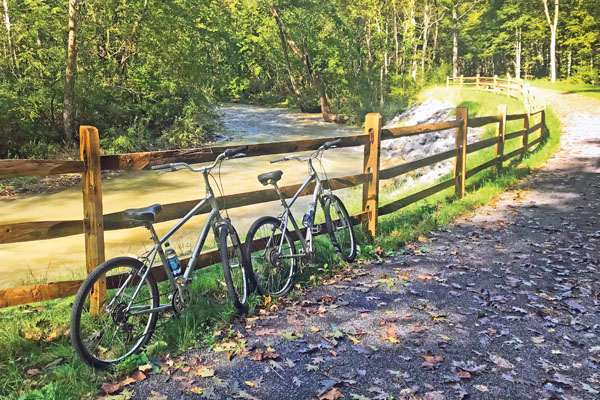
[522,105,530,157]
[101,135,369,171]
[504,129,526,141]
[494,105,507,174]
[506,113,527,121]
[468,115,501,128]
[527,135,543,149]
[528,121,542,134]
[0,280,82,308]
[466,136,500,154]
[362,113,382,236]
[80,126,106,315]
[455,107,468,198]
[0,159,84,178]
[465,157,499,180]
[0,220,83,244]
[379,178,455,216]
[502,147,525,162]
[0,173,370,244]
[379,149,456,180]
[382,120,461,140]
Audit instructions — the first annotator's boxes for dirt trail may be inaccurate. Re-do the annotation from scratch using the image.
[123,91,600,400]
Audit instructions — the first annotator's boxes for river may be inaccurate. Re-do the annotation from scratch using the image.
[0,104,369,289]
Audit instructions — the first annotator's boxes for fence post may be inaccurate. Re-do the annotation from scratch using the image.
[476,73,480,89]
[493,75,497,90]
[460,74,464,88]
[541,107,546,138]
[80,126,106,316]
[454,107,468,198]
[495,104,507,174]
[362,113,382,237]
[522,104,530,156]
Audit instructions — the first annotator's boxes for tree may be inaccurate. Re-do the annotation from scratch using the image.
[63,0,78,142]
[541,0,559,82]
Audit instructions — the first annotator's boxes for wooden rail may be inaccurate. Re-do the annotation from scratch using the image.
[0,99,547,308]
[447,74,545,114]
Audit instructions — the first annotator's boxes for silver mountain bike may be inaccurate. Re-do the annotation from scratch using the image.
[70,146,249,369]
[244,139,356,297]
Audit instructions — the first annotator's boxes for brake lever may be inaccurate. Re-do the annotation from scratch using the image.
[232,153,246,159]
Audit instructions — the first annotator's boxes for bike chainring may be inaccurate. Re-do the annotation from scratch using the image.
[171,287,192,315]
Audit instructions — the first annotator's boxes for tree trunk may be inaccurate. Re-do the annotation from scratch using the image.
[452,6,458,78]
[2,0,17,73]
[394,11,399,75]
[567,48,572,78]
[432,21,439,66]
[63,0,78,142]
[542,0,559,83]
[421,1,430,78]
[514,27,522,79]
[270,7,302,102]
[271,7,336,122]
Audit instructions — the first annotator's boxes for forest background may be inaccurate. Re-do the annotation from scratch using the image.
[1,0,598,159]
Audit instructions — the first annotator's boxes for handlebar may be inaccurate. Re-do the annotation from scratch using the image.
[151,145,248,174]
[270,138,342,164]
[224,145,248,158]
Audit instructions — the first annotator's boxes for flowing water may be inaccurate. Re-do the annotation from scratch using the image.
[0,104,368,289]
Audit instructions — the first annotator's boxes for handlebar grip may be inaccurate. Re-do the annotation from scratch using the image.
[151,163,173,171]
[224,145,248,158]
[323,139,342,150]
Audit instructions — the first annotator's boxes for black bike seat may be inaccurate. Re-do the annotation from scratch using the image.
[124,204,163,223]
[258,170,283,186]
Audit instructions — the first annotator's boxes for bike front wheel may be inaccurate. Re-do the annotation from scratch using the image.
[244,216,297,297]
[70,257,159,369]
[323,195,357,262]
[217,223,248,313]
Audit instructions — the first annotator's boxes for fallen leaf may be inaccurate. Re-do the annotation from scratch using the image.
[101,382,121,395]
[310,326,320,332]
[194,366,215,378]
[251,350,279,361]
[319,387,344,400]
[189,387,203,394]
[474,385,488,392]
[131,370,146,382]
[26,368,41,377]
[255,329,277,336]
[245,381,255,387]
[146,391,167,400]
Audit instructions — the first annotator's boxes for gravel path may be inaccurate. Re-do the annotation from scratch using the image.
[119,90,600,400]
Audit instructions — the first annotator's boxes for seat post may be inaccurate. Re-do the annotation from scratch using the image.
[145,222,161,245]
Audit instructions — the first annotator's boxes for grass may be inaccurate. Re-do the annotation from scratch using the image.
[531,79,600,100]
[0,87,562,400]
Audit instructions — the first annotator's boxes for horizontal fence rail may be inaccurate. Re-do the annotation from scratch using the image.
[0,86,547,308]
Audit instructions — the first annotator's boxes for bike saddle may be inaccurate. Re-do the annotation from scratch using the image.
[124,204,163,223]
[258,170,283,186]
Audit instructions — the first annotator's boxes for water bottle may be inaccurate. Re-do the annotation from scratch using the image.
[302,201,316,227]
[164,242,182,277]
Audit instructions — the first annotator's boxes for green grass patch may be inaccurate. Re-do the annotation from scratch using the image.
[531,79,600,100]
[0,88,561,400]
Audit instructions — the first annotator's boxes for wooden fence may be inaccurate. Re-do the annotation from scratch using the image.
[447,73,545,115]
[0,94,546,309]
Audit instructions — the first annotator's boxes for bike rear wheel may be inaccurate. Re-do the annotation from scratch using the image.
[70,257,159,369]
[244,216,297,297]
[218,223,248,313]
[323,195,356,262]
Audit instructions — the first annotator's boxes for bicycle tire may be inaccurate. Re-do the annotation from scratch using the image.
[323,195,357,262]
[244,216,297,297]
[217,223,248,313]
[70,257,159,369]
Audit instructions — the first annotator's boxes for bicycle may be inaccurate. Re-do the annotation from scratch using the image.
[243,139,356,297]
[70,146,250,369]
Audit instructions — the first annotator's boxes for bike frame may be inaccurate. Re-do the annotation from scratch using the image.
[121,170,230,317]
[271,158,331,259]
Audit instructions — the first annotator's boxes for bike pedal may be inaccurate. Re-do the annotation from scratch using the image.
[176,278,191,285]
[311,225,322,234]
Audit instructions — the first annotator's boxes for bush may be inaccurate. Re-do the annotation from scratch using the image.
[568,65,599,85]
